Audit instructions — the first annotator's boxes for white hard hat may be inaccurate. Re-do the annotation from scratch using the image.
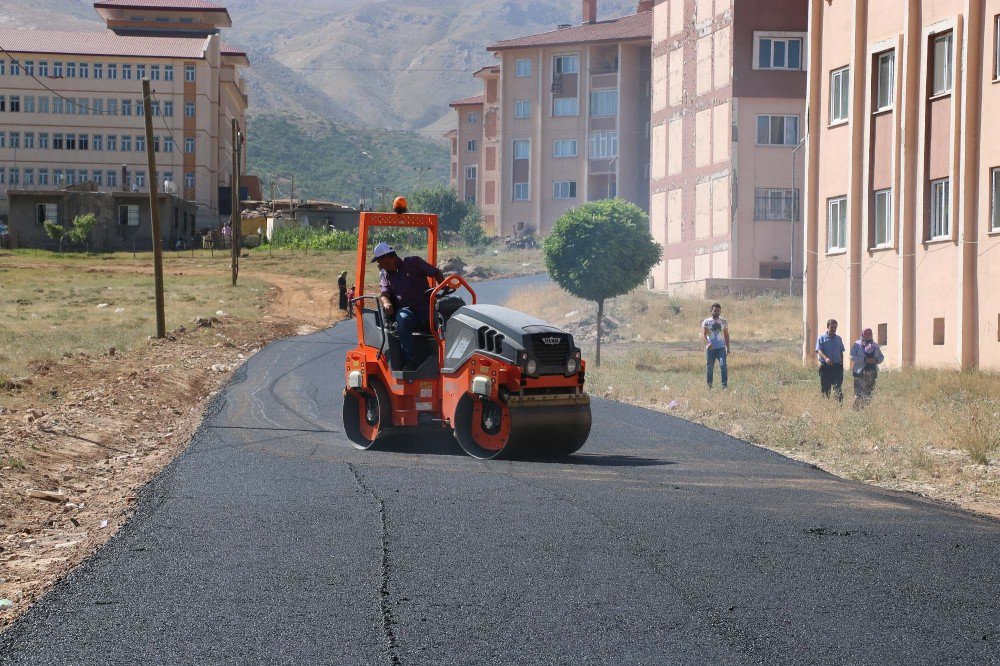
[371,242,395,262]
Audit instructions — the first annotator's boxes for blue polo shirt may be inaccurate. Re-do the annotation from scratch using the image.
[815,333,845,364]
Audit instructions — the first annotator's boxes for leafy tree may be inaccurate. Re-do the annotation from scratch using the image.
[66,213,97,253]
[459,208,490,247]
[43,220,66,254]
[543,199,662,366]
[408,185,471,234]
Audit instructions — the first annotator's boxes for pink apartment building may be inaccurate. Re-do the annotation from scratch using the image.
[649,0,808,295]
[804,0,1000,370]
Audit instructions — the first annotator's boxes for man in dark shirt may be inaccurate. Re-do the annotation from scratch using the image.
[374,242,444,369]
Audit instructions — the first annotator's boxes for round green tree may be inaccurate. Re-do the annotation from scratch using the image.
[543,199,662,366]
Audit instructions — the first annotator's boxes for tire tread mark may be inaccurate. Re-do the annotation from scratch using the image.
[347,463,402,666]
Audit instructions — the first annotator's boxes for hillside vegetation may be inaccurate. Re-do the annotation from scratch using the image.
[246,114,448,204]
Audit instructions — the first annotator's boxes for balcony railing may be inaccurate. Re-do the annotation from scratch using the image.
[754,188,799,221]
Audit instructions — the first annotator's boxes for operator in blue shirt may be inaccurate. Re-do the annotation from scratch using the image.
[815,318,846,402]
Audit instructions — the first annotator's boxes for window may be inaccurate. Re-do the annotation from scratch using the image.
[24,61,34,76]
[151,101,160,116]
[553,139,578,158]
[53,133,64,150]
[107,170,117,188]
[933,318,946,346]
[827,196,847,251]
[122,63,132,80]
[590,89,619,117]
[515,100,530,118]
[10,96,20,112]
[53,62,63,77]
[553,98,579,116]
[185,64,196,82]
[513,182,529,200]
[108,63,118,80]
[465,166,477,180]
[107,98,118,115]
[0,168,4,184]
[153,136,160,152]
[38,96,48,114]
[78,97,90,116]
[119,205,140,227]
[93,99,103,115]
[554,55,578,74]
[38,61,48,77]
[589,131,618,159]
[830,67,850,123]
[515,58,532,77]
[930,178,951,239]
[9,168,19,186]
[78,134,89,150]
[24,169,34,186]
[107,135,117,151]
[992,168,1000,231]
[135,171,146,188]
[185,137,196,153]
[756,114,800,146]
[79,63,88,78]
[754,188,799,221]
[136,64,146,79]
[36,203,58,224]
[164,65,174,81]
[184,172,195,188]
[53,97,63,114]
[122,136,132,151]
[136,100,144,116]
[65,134,75,150]
[39,133,48,149]
[163,101,174,117]
[150,65,160,81]
[757,36,804,70]
[136,136,146,152]
[66,62,76,78]
[185,101,196,117]
[38,169,49,185]
[553,181,577,199]
[0,95,4,112]
[10,61,19,76]
[93,135,103,151]
[53,169,63,185]
[8,132,19,149]
[164,137,174,152]
[467,140,477,152]
[24,96,34,113]
[932,32,953,95]
[93,171,102,186]
[467,111,477,124]
[873,188,893,247]
[122,99,132,116]
[0,60,4,76]
[93,63,103,79]
[512,140,530,160]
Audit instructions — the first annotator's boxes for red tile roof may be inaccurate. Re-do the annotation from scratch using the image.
[0,27,209,58]
[221,42,247,56]
[488,11,652,51]
[449,94,485,108]
[93,0,227,11]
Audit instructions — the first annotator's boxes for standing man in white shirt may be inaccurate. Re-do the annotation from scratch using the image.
[701,303,731,389]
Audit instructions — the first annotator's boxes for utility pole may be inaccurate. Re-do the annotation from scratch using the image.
[290,174,296,219]
[141,79,166,339]
[231,118,240,287]
[791,138,806,298]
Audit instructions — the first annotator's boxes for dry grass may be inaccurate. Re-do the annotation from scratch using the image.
[508,283,1000,516]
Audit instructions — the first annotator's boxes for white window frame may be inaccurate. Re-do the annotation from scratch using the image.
[991,167,1000,232]
[929,178,951,239]
[467,139,477,152]
[590,89,619,117]
[552,181,577,200]
[515,58,532,78]
[873,188,893,248]
[827,196,847,252]
[512,139,530,160]
[514,100,531,119]
[553,54,579,75]
[875,51,895,112]
[753,32,807,71]
[513,182,529,201]
[552,139,578,158]
[552,97,579,117]
[588,131,618,159]
[995,16,1000,81]
[119,204,140,227]
[932,32,954,96]
[467,111,478,124]
[756,115,800,146]
[830,66,850,124]
[465,165,477,180]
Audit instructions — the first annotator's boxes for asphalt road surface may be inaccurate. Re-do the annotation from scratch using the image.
[3,274,1000,665]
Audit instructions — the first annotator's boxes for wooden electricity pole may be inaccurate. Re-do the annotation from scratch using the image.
[141,78,166,339]
[231,118,239,287]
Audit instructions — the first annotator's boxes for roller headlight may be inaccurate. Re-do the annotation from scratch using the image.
[566,358,578,374]
[526,359,538,375]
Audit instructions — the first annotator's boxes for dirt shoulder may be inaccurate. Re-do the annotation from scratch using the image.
[0,259,341,628]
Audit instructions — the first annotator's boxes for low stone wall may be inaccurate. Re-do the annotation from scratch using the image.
[662,278,803,299]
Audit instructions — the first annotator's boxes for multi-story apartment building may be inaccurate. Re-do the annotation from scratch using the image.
[448,93,485,206]
[482,0,653,237]
[803,1,1000,370]
[0,0,248,229]
[648,0,808,294]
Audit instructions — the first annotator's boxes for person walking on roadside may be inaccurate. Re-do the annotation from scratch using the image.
[850,327,884,409]
[816,319,846,402]
[702,303,730,389]
[337,270,349,311]
[346,285,356,318]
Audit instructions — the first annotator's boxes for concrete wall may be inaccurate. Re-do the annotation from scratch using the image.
[7,191,196,252]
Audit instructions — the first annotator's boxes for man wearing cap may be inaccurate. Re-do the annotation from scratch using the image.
[373,242,444,369]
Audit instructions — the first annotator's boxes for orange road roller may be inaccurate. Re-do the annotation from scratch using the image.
[342,201,591,459]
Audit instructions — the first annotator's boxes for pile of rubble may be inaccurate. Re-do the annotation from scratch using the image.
[439,257,494,280]
[561,312,624,342]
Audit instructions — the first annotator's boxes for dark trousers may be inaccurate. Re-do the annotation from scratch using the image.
[396,307,429,366]
[819,363,844,402]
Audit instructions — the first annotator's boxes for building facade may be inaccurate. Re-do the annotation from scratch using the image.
[448,94,486,207]
[804,0,1000,370]
[648,0,808,294]
[0,0,248,231]
[483,1,653,237]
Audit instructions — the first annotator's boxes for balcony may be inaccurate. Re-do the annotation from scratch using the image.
[754,188,799,222]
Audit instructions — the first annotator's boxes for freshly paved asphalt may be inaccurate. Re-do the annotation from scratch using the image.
[3,274,1000,665]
